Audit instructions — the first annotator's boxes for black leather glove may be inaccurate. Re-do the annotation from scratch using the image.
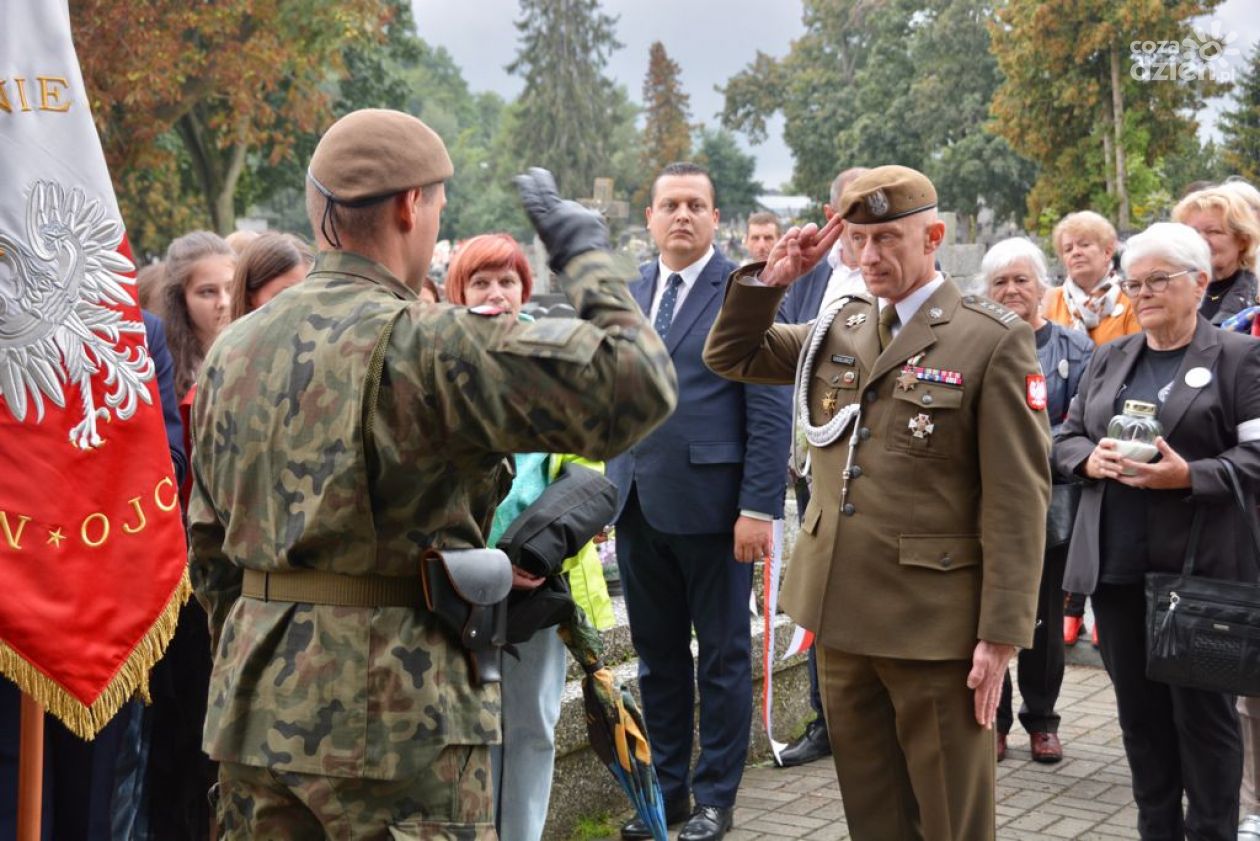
[513,167,610,272]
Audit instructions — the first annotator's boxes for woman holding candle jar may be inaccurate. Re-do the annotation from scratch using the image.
[1053,221,1260,841]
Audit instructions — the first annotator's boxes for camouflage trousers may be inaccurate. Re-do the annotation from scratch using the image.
[216,744,497,840]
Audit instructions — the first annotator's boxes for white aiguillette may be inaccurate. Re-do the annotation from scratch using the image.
[1184,367,1212,389]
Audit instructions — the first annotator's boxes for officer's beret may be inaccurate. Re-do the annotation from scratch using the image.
[307,109,453,205]
[838,165,937,224]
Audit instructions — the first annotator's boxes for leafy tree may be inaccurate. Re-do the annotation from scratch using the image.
[693,128,762,219]
[506,0,625,197]
[721,0,1035,233]
[1221,44,1260,184]
[73,0,389,253]
[990,0,1227,232]
[636,42,692,206]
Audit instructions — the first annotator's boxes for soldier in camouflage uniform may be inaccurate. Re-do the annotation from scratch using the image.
[187,109,677,839]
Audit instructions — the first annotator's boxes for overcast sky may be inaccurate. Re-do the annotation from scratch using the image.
[412,0,1258,192]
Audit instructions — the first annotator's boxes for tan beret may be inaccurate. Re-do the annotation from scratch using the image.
[307,109,453,204]
[838,165,937,224]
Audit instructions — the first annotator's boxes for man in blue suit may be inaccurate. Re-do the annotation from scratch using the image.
[609,162,791,841]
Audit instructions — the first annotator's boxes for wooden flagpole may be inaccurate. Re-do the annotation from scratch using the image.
[17,692,44,841]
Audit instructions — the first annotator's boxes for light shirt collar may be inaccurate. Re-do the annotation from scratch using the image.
[880,273,946,331]
[657,245,714,290]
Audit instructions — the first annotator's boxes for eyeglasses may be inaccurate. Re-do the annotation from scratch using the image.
[1119,270,1191,297]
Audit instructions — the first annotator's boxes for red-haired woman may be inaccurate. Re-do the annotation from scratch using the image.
[447,234,613,841]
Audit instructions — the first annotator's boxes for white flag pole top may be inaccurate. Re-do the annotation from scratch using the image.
[0,1,123,231]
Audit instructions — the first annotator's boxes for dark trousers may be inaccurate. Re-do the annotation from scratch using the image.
[795,476,825,720]
[998,543,1067,735]
[0,679,130,841]
[1065,591,1086,618]
[1093,581,1241,841]
[616,487,753,809]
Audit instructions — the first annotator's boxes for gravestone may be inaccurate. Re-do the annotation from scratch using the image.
[580,177,630,224]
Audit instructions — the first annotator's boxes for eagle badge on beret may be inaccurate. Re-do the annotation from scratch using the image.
[866,189,889,218]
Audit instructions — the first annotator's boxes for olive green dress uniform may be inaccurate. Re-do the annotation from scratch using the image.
[188,248,676,839]
[704,272,1050,840]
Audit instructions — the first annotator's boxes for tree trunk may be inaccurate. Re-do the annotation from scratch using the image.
[176,109,249,236]
[1110,43,1130,231]
[1102,129,1115,197]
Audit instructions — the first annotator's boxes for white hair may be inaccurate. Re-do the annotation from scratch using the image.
[980,237,1049,285]
[1220,178,1260,216]
[1120,222,1212,278]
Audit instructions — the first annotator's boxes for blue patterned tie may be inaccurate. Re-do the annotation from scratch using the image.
[654,273,684,337]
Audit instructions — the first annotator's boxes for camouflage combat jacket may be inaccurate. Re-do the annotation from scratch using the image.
[188,249,676,780]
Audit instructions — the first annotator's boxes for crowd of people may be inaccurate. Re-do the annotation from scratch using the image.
[3,102,1260,841]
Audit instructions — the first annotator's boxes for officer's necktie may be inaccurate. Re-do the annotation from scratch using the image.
[878,304,899,350]
[653,273,684,337]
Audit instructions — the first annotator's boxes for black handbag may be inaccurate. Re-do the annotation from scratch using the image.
[1145,459,1260,695]
[1046,481,1082,548]
[496,462,618,643]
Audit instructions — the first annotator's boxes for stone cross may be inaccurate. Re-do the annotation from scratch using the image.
[579,177,629,223]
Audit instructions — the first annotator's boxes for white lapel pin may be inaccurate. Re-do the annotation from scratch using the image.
[1184,367,1212,388]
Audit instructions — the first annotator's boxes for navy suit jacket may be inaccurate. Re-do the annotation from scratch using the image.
[607,250,791,534]
[142,311,187,486]
[778,261,831,325]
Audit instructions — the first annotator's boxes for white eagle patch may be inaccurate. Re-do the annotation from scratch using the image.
[0,181,152,449]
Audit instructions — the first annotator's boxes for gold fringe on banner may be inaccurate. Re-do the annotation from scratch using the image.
[0,566,191,740]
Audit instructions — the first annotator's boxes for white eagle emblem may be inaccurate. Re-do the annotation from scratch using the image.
[865,189,890,217]
[0,181,152,449]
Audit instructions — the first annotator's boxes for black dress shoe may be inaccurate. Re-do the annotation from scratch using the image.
[620,798,690,839]
[678,805,734,841]
[777,718,831,767]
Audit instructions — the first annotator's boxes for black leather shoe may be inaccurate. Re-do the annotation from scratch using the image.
[678,805,734,841]
[777,718,831,767]
[620,798,690,839]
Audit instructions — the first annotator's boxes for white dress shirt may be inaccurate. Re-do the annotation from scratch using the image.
[879,273,946,339]
[649,245,714,327]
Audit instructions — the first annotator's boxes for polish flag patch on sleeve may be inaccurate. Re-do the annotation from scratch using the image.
[1026,374,1048,411]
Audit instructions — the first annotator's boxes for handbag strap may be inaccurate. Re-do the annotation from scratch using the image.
[1223,459,1260,581]
[1182,459,1260,579]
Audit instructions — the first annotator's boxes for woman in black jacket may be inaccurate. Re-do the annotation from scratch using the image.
[1053,221,1260,841]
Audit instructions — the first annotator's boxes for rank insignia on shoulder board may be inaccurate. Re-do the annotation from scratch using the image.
[846,313,867,328]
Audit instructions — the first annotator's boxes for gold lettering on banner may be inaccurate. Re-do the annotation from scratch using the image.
[1,512,32,550]
[81,513,110,548]
[36,76,70,112]
[154,477,178,512]
[121,496,147,535]
[47,528,66,548]
[13,77,32,112]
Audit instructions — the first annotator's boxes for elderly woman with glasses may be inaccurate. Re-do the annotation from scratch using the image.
[981,238,1093,765]
[1053,222,1260,841]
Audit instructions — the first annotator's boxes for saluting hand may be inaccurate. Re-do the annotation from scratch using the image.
[967,640,1017,729]
[758,214,845,288]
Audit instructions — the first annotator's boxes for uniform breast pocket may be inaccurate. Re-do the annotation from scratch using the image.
[809,365,860,427]
[886,384,964,458]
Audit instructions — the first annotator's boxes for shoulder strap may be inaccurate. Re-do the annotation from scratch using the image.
[1222,459,1260,581]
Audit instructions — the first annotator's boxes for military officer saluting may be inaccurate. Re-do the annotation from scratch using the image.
[188,110,677,838]
[704,165,1050,841]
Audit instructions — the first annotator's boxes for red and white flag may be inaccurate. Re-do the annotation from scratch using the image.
[0,1,188,738]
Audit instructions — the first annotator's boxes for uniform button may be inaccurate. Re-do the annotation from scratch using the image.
[842,504,856,516]
[940,553,952,568]
[859,427,871,440]
[865,389,878,402]
[921,394,933,405]
[831,374,842,385]
[849,466,863,478]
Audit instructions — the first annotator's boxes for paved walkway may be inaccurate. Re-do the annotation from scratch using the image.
[601,660,1143,840]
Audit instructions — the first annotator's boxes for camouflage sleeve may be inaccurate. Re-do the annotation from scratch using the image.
[391,250,677,461]
[187,447,240,652]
